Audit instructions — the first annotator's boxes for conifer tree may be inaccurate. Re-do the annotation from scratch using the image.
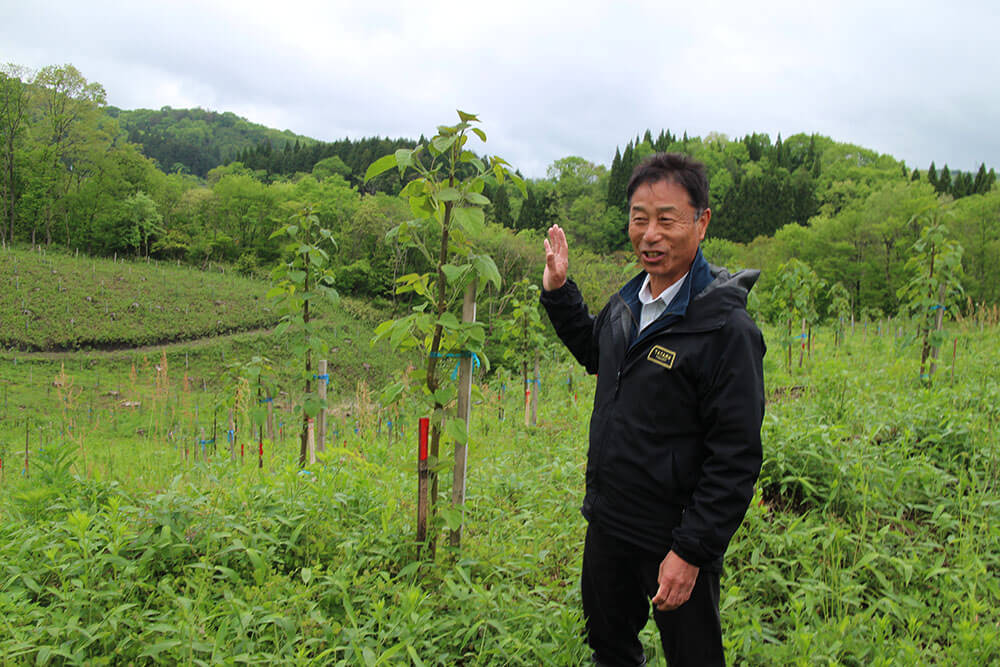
[491,184,512,227]
[606,147,624,211]
[973,164,989,193]
[938,165,952,195]
[515,187,538,231]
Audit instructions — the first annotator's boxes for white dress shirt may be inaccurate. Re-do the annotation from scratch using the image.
[638,272,688,332]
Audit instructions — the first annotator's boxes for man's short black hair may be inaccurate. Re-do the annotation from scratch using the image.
[626,153,710,214]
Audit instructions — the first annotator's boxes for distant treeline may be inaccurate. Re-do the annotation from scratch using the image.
[3,61,1000,318]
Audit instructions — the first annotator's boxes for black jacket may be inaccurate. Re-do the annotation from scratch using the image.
[541,249,765,571]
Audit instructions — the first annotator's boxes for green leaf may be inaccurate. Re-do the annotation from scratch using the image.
[432,134,458,154]
[509,171,527,196]
[364,153,397,183]
[433,385,456,406]
[406,645,426,667]
[439,506,464,531]
[446,418,468,445]
[437,187,461,202]
[452,206,485,232]
[400,179,427,198]
[438,312,461,329]
[440,264,468,284]
[394,148,414,173]
[457,110,479,122]
[372,320,394,342]
[470,127,487,142]
[274,321,290,337]
[389,320,412,349]
[464,191,490,206]
[379,382,406,406]
[472,255,502,290]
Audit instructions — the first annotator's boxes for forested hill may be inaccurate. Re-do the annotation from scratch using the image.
[111,107,319,177]
[112,106,422,190]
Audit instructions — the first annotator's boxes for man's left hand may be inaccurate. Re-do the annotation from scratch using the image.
[651,551,699,612]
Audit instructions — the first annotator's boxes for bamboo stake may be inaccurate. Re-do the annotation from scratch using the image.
[450,280,477,548]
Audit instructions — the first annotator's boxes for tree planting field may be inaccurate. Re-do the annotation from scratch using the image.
[2,253,999,664]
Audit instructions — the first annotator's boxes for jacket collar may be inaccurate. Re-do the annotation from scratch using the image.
[620,247,713,328]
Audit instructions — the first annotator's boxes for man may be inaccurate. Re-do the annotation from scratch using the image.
[540,153,765,666]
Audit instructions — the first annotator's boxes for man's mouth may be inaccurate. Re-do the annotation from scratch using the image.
[641,250,665,260]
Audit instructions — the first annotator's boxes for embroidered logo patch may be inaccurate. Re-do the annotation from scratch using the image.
[647,345,676,369]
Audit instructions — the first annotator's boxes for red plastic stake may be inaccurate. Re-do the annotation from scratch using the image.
[416,417,431,549]
[418,417,429,461]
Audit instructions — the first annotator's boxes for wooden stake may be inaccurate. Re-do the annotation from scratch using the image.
[307,418,316,465]
[228,409,236,461]
[316,360,328,453]
[798,318,807,368]
[529,349,540,427]
[266,393,275,442]
[951,337,958,384]
[450,280,476,548]
[928,284,948,379]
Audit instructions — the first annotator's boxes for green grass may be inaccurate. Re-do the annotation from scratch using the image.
[1,303,999,663]
[0,245,277,350]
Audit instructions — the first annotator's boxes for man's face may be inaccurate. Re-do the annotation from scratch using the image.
[628,179,710,297]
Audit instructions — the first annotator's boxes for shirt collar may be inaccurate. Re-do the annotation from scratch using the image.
[638,272,688,307]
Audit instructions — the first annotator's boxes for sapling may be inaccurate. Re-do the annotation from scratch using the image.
[896,211,964,384]
[827,282,852,348]
[768,258,825,372]
[366,111,524,552]
[267,206,339,466]
[497,277,548,427]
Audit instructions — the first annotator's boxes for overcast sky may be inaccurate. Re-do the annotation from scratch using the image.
[3,0,996,178]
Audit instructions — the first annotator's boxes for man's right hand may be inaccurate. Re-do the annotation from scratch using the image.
[543,224,569,291]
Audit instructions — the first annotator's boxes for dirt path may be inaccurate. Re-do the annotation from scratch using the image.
[4,326,276,361]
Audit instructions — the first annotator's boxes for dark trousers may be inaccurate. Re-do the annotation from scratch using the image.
[581,522,724,667]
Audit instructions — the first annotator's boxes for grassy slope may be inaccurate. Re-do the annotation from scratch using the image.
[0,246,280,351]
[0,245,402,401]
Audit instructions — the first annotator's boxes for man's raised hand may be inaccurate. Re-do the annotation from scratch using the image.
[543,224,569,291]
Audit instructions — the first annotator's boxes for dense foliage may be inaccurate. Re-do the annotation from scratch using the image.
[1,317,999,663]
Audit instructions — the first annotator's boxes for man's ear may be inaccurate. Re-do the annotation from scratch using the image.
[697,208,711,241]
